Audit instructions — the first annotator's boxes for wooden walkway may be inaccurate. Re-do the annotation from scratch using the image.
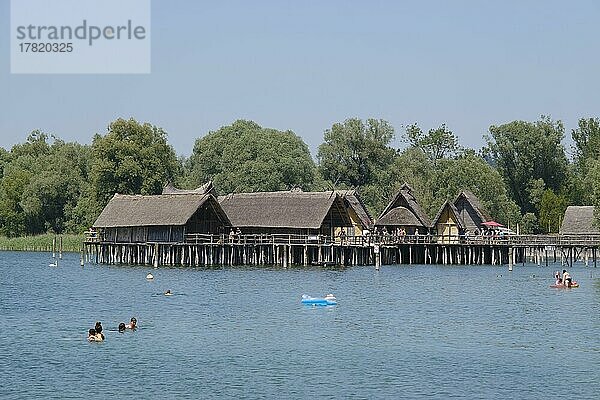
[83,233,600,269]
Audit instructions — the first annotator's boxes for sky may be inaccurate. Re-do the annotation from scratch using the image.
[1,0,599,157]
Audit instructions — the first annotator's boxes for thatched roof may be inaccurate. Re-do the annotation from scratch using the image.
[336,190,373,229]
[375,206,423,227]
[93,193,229,228]
[162,181,216,196]
[376,183,431,227]
[218,191,352,229]
[432,201,465,230]
[560,206,599,234]
[454,190,491,231]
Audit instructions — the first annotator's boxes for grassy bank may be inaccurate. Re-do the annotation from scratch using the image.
[0,234,85,253]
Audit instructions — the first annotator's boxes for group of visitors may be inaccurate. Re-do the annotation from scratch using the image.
[554,269,574,287]
[87,321,105,342]
[88,317,137,342]
[229,228,243,243]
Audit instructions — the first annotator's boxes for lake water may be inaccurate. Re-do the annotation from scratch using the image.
[1,251,599,399]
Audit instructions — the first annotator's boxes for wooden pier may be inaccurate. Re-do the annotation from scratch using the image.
[83,233,600,269]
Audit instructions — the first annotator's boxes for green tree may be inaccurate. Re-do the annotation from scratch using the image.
[572,117,600,163]
[371,147,436,217]
[90,118,180,206]
[22,141,92,233]
[0,147,10,178]
[188,120,316,193]
[486,116,568,214]
[0,169,30,236]
[0,133,93,235]
[0,132,51,236]
[538,189,567,233]
[317,118,396,189]
[431,151,521,226]
[404,123,460,163]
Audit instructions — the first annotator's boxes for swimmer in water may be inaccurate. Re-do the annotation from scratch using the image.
[118,322,126,333]
[164,289,172,296]
[88,328,97,342]
[126,317,137,330]
[93,322,105,341]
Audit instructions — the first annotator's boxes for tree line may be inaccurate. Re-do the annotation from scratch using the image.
[1,116,598,237]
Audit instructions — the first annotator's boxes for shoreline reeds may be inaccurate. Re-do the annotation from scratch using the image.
[0,234,84,253]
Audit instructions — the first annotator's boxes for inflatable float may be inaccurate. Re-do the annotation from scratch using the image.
[301,294,337,306]
[550,282,579,288]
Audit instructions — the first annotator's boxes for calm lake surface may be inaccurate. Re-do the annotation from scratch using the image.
[1,251,599,399]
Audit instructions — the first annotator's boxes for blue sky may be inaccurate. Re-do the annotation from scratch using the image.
[1,0,599,157]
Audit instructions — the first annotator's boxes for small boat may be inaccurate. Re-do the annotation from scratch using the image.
[146,273,154,280]
[301,294,337,306]
[550,282,579,288]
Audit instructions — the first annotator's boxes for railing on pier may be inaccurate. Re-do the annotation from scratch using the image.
[84,231,600,248]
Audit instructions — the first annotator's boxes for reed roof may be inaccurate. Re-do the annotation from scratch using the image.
[560,206,599,234]
[375,206,423,227]
[162,181,216,196]
[454,190,491,231]
[336,190,374,229]
[432,201,465,230]
[218,191,352,229]
[376,183,431,227]
[93,193,229,228]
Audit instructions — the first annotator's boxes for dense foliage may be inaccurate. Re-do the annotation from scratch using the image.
[187,120,316,193]
[0,115,598,237]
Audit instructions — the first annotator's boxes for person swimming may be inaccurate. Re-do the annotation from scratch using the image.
[125,317,137,330]
[555,271,562,285]
[93,321,105,341]
[118,322,126,333]
[164,289,172,296]
[88,328,97,342]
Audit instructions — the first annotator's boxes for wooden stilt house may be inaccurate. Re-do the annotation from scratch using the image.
[93,193,231,243]
[335,190,373,236]
[375,183,431,235]
[453,190,491,233]
[218,190,353,237]
[432,201,463,244]
[431,190,491,242]
[560,206,599,234]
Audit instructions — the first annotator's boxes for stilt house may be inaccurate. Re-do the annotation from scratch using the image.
[453,190,491,233]
[431,201,463,244]
[431,190,491,242]
[560,206,599,234]
[335,190,373,236]
[375,183,431,235]
[93,193,231,243]
[218,190,353,236]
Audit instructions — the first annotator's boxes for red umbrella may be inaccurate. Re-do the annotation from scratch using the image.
[482,221,504,227]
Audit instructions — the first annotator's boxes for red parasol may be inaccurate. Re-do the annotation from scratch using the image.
[481,221,504,227]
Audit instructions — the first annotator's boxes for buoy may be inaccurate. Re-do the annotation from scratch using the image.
[146,273,154,280]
